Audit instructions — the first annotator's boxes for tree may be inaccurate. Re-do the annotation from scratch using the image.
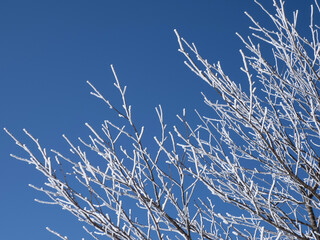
[5,0,320,239]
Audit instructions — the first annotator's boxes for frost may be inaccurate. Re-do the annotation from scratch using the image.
[5,1,320,239]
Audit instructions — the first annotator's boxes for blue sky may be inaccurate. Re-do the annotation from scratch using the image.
[0,0,313,239]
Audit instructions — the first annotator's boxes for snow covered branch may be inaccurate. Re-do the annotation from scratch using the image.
[5,0,320,239]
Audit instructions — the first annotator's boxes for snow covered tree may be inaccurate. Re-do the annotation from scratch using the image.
[5,0,320,239]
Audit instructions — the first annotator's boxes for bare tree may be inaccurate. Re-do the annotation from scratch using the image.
[5,0,320,239]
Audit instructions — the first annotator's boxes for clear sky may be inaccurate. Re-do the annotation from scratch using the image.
[0,0,313,239]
